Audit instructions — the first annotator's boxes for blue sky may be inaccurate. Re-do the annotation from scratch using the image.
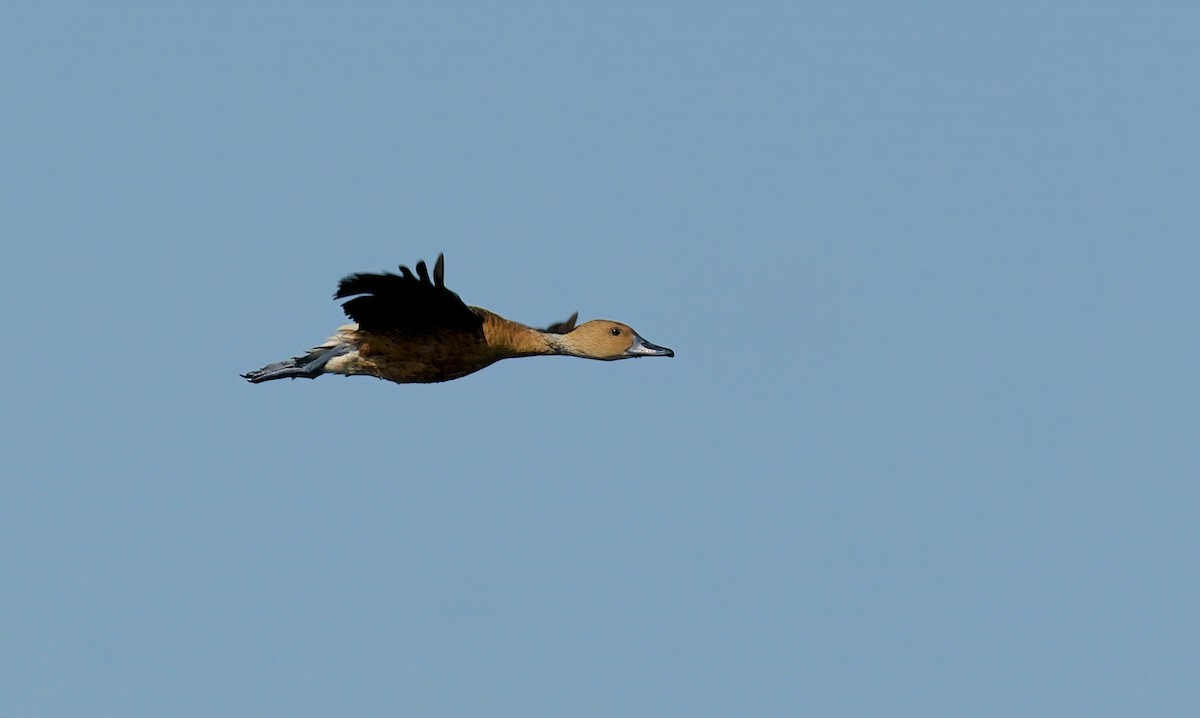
[3,2,1198,715]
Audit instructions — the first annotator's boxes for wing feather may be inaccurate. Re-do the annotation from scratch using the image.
[543,312,579,334]
[334,254,483,334]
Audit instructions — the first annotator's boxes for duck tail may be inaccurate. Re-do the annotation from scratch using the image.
[242,343,352,384]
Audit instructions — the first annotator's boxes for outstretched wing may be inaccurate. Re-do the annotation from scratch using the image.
[543,312,578,334]
[334,254,483,334]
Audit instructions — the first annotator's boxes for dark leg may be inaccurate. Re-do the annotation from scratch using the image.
[242,343,352,383]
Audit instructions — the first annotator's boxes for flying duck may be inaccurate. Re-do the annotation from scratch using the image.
[242,254,674,385]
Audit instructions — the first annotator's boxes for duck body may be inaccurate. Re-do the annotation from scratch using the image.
[319,308,542,384]
[243,255,673,385]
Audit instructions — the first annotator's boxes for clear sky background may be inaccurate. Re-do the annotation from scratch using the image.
[3,2,1198,716]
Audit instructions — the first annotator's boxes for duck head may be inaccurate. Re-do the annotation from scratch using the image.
[558,320,675,360]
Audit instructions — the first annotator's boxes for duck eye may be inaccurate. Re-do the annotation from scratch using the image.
[610,327,622,336]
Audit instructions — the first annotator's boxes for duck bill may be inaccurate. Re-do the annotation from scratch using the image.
[626,335,675,358]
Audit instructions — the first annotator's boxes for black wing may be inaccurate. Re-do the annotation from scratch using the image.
[544,312,578,334]
[334,254,483,334]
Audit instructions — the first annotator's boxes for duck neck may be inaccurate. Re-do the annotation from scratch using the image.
[479,310,563,357]
[508,327,562,357]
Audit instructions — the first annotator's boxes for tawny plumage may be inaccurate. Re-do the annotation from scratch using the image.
[242,254,674,385]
